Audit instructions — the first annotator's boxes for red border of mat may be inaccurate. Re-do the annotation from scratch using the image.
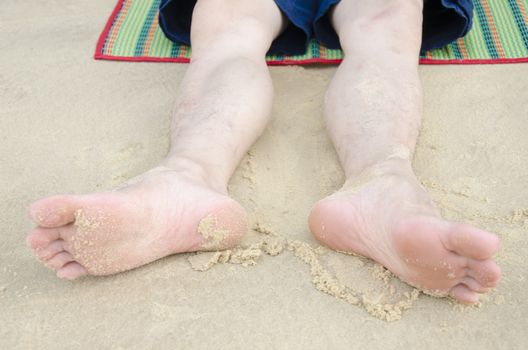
[94,0,528,65]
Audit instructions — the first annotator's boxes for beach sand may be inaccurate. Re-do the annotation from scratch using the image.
[1,0,527,348]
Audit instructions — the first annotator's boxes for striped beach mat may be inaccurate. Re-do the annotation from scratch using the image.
[95,0,528,65]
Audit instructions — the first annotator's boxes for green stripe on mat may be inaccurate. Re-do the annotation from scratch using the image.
[451,41,463,60]
[134,0,159,56]
[490,0,519,57]
[508,0,528,50]
[474,0,500,58]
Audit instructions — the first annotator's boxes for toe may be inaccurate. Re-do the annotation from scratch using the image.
[461,277,490,293]
[45,252,75,270]
[33,240,65,261]
[29,195,78,228]
[26,228,60,250]
[468,259,502,288]
[442,223,500,260]
[57,262,88,280]
[27,226,76,250]
[450,284,480,304]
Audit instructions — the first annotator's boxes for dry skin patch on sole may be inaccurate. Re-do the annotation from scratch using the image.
[72,209,118,275]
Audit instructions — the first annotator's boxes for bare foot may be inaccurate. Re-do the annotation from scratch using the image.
[26,166,247,279]
[308,160,501,304]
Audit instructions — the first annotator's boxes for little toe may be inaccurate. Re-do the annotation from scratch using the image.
[462,277,490,294]
[442,224,500,260]
[29,195,79,228]
[57,262,88,280]
[34,240,65,261]
[468,259,502,288]
[450,284,480,304]
[45,252,75,270]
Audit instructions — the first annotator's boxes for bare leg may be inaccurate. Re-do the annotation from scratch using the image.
[26,0,285,279]
[309,0,501,303]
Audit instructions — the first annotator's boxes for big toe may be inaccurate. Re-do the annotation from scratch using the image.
[29,195,78,227]
[442,223,500,260]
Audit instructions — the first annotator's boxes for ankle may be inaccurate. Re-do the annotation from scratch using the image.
[344,158,414,188]
[160,156,228,194]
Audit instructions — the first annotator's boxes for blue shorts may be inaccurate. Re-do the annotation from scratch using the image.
[159,0,473,55]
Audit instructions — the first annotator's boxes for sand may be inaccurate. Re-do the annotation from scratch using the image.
[1,0,528,348]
